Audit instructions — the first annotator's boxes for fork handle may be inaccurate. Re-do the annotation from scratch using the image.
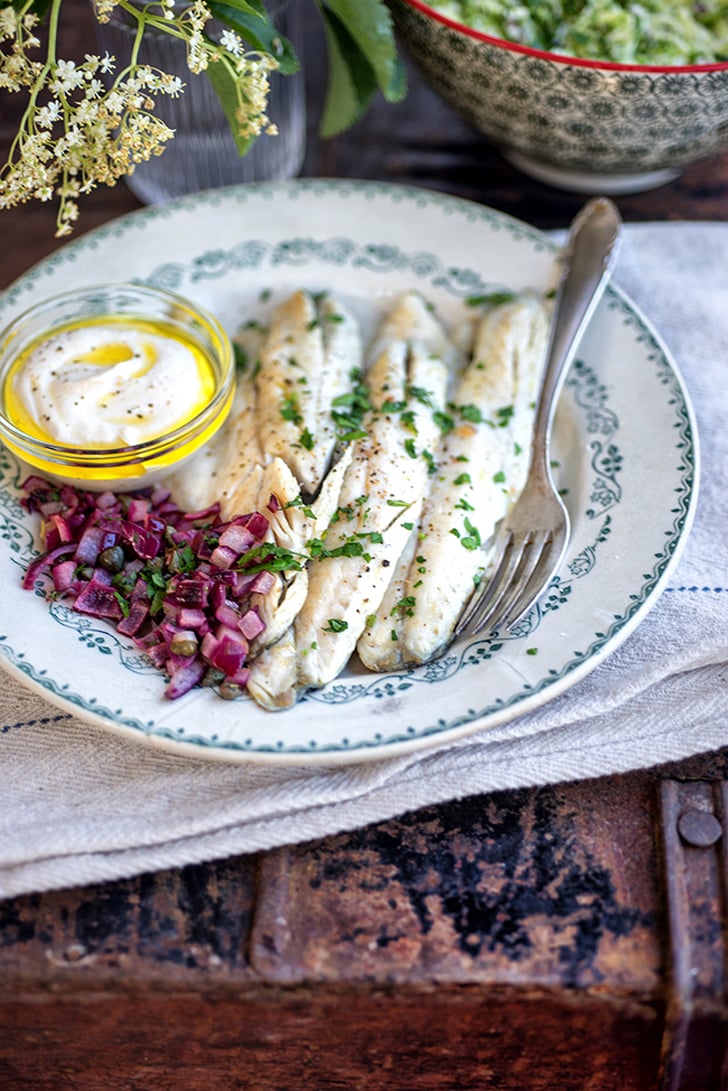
[531,196,623,475]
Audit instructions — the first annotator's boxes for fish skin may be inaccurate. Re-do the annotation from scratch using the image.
[247,450,353,655]
[255,290,362,497]
[246,630,298,711]
[365,293,549,668]
[355,497,425,672]
[243,446,354,708]
[294,294,450,691]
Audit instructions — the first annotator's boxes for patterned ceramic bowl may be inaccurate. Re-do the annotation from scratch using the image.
[389,0,728,194]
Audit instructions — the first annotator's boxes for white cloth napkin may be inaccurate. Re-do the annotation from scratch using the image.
[1,221,726,900]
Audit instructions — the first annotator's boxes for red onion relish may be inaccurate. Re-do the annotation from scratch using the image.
[20,475,282,700]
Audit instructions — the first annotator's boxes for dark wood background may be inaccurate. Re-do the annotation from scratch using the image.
[2,0,728,292]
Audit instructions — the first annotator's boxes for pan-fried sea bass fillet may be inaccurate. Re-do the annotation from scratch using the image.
[357,293,549,670]
[292,292,451,691]
[255,289,362,497]
[162,372,264,514]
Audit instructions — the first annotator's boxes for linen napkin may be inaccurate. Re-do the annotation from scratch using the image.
[1,221,726,900]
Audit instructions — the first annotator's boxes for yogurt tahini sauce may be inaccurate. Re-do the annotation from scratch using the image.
[7,316,216,448]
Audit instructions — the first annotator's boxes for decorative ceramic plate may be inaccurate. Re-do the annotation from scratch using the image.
[0,180,698,765]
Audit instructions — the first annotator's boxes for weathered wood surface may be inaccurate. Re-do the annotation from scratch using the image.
[2,3,728,1088]
[4,751,728,1089]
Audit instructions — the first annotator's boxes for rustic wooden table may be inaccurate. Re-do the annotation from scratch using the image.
[1,6,728,1090]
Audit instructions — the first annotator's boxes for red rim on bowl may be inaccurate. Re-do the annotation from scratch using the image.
[403,0,728,73]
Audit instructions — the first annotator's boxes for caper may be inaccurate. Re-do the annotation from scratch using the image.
[201,667,225,688]
[219,681,245,700]
[98,545,125,574]
[170,632,198,657]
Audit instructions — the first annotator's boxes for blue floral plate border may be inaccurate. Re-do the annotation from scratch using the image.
[0,180,699,764]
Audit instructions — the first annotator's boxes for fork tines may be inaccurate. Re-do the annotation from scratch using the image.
[455,526,565,638]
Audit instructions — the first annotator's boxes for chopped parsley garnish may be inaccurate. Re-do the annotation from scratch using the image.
[237,543,307,574]
[299,427,315,451]
[459,404,486,424]
[394,595,416,617]
[433,410,455,434]
[331,369,372,441]
[460,518,482,551]
[324,618,348,633]
[454,472,471,486]
[308,536,365,560]
[280,392,303,426]
[285,496,316,519]
[465,290,516,308]
[407,385,434,406]
[400,409,418,433]
[114,590,130,617]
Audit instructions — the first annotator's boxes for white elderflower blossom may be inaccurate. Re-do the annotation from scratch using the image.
[50,59,85,93]
[93,0,119,23]
[98,52,115,75]
[35,101,62,129]
[1,0,288,236]
[0,8,18,40]
[220,29,243,56]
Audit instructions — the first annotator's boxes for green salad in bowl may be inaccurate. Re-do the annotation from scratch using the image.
[391,0,728,193]
[427,0,728,64]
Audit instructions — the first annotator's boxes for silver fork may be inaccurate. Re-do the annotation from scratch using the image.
[454,196,623,640]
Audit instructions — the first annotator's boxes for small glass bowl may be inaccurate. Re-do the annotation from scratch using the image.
[0,283,235,491]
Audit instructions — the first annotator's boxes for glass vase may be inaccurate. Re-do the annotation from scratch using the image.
[96,0,306,204]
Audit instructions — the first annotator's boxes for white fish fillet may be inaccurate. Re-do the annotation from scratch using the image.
[359,293,549,669]
[247,449,353,654]
[294,292,450,690]
[245,449,355,708]
[246,631,298,711]
[162,320,267,513]
[255,290,362,496]
[160,375,260,513]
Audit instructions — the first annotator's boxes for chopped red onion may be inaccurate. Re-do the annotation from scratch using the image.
[20,475,281,702]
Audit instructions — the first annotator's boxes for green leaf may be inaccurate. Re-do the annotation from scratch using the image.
[315,5,378,136]
[313,0,406,136]
[322,0,406,101]
[12,0,53,16]
[207,0,300,74]
[204,60,258,155]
